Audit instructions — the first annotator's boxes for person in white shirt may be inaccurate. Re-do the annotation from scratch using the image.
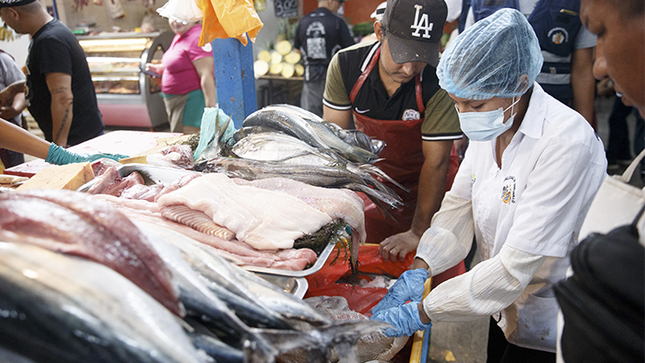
[370,9,607,362]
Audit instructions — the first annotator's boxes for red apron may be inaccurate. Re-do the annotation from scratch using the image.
[351,47,464,282]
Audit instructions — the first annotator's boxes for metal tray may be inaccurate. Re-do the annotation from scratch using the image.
[79,163,337,278]
[255,273,309,299]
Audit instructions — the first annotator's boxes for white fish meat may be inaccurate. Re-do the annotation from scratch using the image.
[157,173,332,250]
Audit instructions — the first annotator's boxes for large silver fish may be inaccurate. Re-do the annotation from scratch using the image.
[198,157,403,210]
[0,242,211,363]
[243,107,378,164]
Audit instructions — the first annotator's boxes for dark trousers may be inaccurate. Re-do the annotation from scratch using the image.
[487,317,556,363]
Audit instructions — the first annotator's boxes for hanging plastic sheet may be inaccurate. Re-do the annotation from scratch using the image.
[195,0,263,46]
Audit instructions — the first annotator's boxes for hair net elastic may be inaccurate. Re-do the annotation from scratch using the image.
[437,8,544,100]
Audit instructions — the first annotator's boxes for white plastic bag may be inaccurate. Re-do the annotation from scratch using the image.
[156,0,203,22]
[578,149,645,244]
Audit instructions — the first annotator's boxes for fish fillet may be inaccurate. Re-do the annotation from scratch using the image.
[0,190,183,316]
[157,173,332,250]
[161,204,235,240]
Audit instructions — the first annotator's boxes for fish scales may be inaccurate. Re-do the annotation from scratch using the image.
[0,190,182,316]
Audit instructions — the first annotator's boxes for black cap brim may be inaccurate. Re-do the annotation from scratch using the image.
[387,33,439,67]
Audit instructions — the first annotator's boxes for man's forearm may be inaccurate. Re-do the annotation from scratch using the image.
[51,93,73,146]
[410,158,449,236]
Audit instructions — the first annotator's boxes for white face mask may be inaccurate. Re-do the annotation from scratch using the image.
[456,97,520,141]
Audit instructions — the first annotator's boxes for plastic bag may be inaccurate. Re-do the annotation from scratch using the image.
[305,245,415,315]
[156,0,203,23]
[195,0,263,46]
[305,245,466,315]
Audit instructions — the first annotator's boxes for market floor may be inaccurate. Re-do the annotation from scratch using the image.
[21,95,635,363]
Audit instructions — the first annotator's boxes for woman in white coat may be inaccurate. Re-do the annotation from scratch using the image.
[370,8,607,363]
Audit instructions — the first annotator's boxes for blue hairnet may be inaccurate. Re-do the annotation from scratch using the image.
[437,8,544,100]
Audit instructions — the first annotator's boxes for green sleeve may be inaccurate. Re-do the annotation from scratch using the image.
[322,53,351,108]
[421,88,462,138]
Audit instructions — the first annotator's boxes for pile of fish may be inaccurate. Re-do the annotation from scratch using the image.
[84,163,365,272]
[194,104,406,212]
[0,189,391,363]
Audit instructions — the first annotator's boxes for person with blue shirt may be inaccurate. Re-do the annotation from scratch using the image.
[370,9,606,362]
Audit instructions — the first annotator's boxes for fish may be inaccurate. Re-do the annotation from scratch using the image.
[160,204,236,240]
[243,107,378,164]
[156,173,333,250]
[0,189,182,316]
[138,220,333,326]
[231,132,342,166]
[0,242,211,363]
[139,223,294,332]
[261,104,386,155]
[197,157,403,210]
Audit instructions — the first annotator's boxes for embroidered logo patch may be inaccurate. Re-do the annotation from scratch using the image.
[402,109,420,120]
[501,176,516,204]
[410,5,433,39]
[548,27,569,45]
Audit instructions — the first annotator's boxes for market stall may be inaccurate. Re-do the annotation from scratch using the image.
[0,1,431,362]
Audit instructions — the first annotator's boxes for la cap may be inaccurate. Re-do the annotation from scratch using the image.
[370,2,387,22]
[381,0,447,67]
[0,0,36,8]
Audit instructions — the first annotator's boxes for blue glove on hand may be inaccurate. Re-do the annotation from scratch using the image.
[370,302,432,337]
[45,144,128,165]
[372,268,429,314]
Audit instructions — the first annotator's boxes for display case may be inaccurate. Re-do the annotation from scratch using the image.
[78,32,174,128]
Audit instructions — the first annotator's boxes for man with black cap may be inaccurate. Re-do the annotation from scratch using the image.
[0,0,104,147]
[294,0,355,117]
[323,0,463,271]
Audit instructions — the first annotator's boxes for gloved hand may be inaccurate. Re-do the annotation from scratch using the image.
[45,144,128,165]
[371,268,429,315]
[370,302,432,337]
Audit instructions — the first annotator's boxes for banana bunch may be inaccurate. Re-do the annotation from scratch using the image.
[0,24,14,41]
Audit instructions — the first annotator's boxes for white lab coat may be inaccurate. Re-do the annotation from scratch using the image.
[416,83,607,352]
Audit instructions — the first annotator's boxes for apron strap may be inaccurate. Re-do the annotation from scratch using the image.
[415,74,425,114]
[350,47,381,103]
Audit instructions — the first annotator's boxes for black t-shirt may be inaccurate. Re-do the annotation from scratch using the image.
[27,19,104,146]
[293,7,355,82]
[323,42,461,140]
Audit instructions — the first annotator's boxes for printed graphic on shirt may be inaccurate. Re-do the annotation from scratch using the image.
[306,22,327,60]
[402,109,421,120]
[548,27,568,45]
[501,176,516,204]
[411,5,433,39]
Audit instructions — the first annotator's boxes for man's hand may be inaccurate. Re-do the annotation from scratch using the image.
[372,268,429,314]
[379,230,421,262]
[370,302,432,337]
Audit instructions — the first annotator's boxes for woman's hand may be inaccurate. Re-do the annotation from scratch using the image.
[379,230,421,262]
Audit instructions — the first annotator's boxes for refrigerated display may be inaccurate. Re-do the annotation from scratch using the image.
[78,32,173,128]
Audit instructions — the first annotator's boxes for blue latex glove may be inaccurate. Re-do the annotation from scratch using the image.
[372,268,429,315]
[370,302,432,337]
[45,144,129,165]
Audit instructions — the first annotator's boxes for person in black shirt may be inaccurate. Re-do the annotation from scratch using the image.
[0,0,104,147]
[293,0,355,117]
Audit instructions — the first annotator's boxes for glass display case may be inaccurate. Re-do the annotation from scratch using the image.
[78,32,173,128]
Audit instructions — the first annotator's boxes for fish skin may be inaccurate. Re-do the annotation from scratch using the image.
[200,157,403,210]
[231,132,341,166]
[0,190,183,316]
[0,242,210,363]
[243,108,377,164]
[141,227,293,331]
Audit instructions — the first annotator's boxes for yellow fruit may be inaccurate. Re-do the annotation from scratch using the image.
[284,51,301,64]
[270,51,283,65]
[257,50,271,62]
[294,63,304,76]
[269,62,283,75]
[281,63,295,78]
[275,40,292,55]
